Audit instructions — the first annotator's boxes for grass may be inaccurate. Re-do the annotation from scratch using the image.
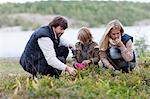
[0,58,149,98]
[0,58,25,75]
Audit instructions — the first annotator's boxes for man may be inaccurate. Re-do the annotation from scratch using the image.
[20,16,76,78]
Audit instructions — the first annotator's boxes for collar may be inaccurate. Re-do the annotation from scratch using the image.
[52,27,58,39]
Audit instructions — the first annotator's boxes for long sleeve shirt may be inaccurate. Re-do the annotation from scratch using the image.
[100,39,133,67]
[37,37,71,71]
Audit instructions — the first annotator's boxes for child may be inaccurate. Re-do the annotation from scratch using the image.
[72,27,100,70]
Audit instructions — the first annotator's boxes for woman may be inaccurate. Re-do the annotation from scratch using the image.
[72,27,100,70]
[99,19,136,73]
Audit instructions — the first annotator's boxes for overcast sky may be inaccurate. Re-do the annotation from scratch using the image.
[0,0,150,3]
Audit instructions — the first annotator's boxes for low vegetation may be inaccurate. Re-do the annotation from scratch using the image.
[0,59,149,98]
[0,38,149,98]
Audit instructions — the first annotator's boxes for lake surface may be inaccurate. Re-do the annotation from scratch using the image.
[0,26,150,57]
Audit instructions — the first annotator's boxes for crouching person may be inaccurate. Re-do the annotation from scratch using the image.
[20,16,76,78]
[72,27,100,70]
[99,19,136,73]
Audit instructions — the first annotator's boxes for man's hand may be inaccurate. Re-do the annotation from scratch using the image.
[65,66,76,76]
[68,44,76,50]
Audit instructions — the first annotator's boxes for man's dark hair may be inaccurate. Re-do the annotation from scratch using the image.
[49,16,68,30]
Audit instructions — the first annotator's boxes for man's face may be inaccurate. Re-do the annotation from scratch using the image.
[54,26,65,37]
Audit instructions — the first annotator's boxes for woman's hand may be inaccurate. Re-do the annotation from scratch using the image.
[114,39,124,47]
[108,64,115,70]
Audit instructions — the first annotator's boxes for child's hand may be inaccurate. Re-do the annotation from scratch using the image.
[82,60,91,65]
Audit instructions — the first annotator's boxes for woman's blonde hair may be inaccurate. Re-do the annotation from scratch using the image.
[99,19,124,51]
[77,27,93,43]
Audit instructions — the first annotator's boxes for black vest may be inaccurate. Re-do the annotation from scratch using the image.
[20,26,60,68]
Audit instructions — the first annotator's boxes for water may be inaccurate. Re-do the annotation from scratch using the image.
[0,26,150,57]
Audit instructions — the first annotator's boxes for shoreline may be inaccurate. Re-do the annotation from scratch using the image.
[0,57,73,63]
[0,19,150,33]
[0,57,20,63]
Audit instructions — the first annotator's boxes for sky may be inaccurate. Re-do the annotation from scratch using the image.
[0,0,150,3]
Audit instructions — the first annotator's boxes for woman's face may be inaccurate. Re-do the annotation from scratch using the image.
[109,29,121,40]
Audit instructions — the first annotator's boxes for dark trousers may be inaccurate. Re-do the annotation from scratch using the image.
[102,63,129,73]
[20,46,69,78]
[104,49,129,73]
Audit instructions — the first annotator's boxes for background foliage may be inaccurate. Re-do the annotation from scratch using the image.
[0,1,150,28]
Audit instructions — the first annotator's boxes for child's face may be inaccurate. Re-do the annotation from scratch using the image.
[80,39,90,45]
[109,29,121,40]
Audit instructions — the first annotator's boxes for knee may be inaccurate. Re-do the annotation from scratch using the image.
[58,46,69,57]
[60,46,69,53]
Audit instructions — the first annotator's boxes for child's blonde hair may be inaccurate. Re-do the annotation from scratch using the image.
[77,27,93,43]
